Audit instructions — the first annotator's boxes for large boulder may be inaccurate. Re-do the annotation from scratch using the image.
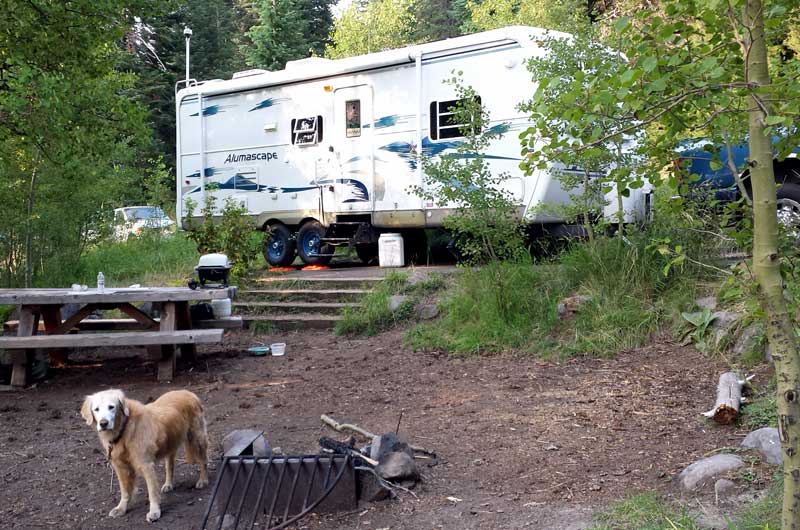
[732,323,763,357]
[388,295,410,313]
[678,454,744,492]
[742,427,782,465]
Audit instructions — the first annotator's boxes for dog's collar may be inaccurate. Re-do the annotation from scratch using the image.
[106,412,129,459]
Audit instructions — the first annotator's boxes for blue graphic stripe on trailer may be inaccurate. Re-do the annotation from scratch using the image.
[189,104,234,117]
[248,97,289,112]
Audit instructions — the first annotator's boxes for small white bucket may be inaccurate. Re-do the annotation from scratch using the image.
[270,343,286,356]
[211,298,232,318]
[378,233,404,267]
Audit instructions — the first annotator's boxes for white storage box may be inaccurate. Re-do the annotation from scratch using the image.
[378,233,404,267]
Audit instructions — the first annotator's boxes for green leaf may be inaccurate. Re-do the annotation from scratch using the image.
[614,16,631,33]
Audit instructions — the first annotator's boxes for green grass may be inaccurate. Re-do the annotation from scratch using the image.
[590,492,702,530]
[590,484,782,530]
[742,378,778,430]
[407,230,701,357]
[48,232,199,288]
[730,473,782,530]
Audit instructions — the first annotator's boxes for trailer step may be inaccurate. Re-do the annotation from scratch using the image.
[234,301,358,315]
[237,289,371,302]
[244,314,343,330]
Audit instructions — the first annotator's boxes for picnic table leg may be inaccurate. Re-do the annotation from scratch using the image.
[157,302,177,382]
[41,305,67,368]
[175,301,196,363]
[10,308,40,387]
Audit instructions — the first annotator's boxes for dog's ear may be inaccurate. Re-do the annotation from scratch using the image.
[120,397,130,417]
[80,397,95,426]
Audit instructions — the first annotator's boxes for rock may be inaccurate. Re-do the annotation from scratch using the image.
[557,294,592,317]
[375,451,419,482]
[370,433,413,461]
[714,479,737,504]
[416,304,439,320]
[711,311,742,348]
[222,430,271,457]
[742,427,782,465]
[406,270,428,286]
[388,295,410,312]
[696,296,718,311]
[678,454,744,492]
[732,323,763,357]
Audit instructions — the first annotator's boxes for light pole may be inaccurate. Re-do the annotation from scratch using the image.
[184,26,193,83]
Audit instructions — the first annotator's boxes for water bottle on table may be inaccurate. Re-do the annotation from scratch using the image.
[97,271,105,293]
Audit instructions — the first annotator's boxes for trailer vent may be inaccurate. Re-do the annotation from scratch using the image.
[285,57,333,70]
[232,69,270,79]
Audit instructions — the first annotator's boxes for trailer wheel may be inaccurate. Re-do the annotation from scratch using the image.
[777,183,800,230]
[264,224,296,267]
[297,221,333,266]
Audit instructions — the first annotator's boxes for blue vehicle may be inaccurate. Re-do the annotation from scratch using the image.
[677,141,800,224]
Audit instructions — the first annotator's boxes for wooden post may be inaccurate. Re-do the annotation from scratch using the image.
[10,308,39,387]
[157,302,177,382]
[175,301,196,362]
[41,305,67,368]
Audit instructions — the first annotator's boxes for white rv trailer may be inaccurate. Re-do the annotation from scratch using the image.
[176,25,648,266]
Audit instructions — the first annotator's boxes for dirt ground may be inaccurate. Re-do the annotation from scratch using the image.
[0,328,760,530]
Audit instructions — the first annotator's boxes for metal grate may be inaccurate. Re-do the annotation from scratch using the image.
[200,454,356,530]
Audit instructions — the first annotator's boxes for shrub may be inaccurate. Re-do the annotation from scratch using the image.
[183,194,262,277]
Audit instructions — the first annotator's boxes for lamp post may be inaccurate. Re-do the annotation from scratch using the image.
[183,26,193,83]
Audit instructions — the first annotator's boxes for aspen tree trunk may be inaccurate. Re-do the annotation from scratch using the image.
[745,1,800,527]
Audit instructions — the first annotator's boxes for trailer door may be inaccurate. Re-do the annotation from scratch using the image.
[330,85,374,214]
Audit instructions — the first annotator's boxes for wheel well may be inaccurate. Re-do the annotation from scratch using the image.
[741,158,800,199]
[297,217,322,228]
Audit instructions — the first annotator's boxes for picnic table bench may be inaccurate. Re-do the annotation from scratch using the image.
[0,287,235,387]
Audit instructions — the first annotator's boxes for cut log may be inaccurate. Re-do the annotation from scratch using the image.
[702,371,753,425]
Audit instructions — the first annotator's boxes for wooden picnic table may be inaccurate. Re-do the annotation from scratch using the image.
[0,287,233,386]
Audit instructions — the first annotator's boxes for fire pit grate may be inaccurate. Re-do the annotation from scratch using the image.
[200,453,356,530]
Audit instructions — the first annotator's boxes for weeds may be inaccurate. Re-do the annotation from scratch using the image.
[741,378,778,429]
[408,225,703,357]
[45,231,198,288]
[336,272,447,336]
[589,492,701,530]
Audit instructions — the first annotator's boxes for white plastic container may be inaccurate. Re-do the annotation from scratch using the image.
[270,343,286,356]
[211,298,232,318]
[378,233,404,267]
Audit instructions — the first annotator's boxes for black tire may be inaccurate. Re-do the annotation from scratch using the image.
[297,221,333,265]
[777,183,800,229]
[355,243,378,265]
[263,224,296,267]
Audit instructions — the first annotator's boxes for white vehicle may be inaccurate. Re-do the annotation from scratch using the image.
[176,26,649,266]
[113,206,175,240]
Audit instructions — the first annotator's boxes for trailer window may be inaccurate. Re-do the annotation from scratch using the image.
[345,100,361,138]
[429,96,482,140]
[291,116,323,145]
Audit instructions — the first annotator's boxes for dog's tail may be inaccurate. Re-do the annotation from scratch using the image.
[185,406,208,466]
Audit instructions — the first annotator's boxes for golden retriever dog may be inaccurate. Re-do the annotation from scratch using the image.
[80,389,209,522]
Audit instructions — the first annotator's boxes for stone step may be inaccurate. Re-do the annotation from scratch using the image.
[252,276,384,290]
[237,289,371,302]
[234,301,358,315]
[243,314,342,331]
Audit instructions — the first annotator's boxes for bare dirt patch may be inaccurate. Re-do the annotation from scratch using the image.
[0,329,748,529]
